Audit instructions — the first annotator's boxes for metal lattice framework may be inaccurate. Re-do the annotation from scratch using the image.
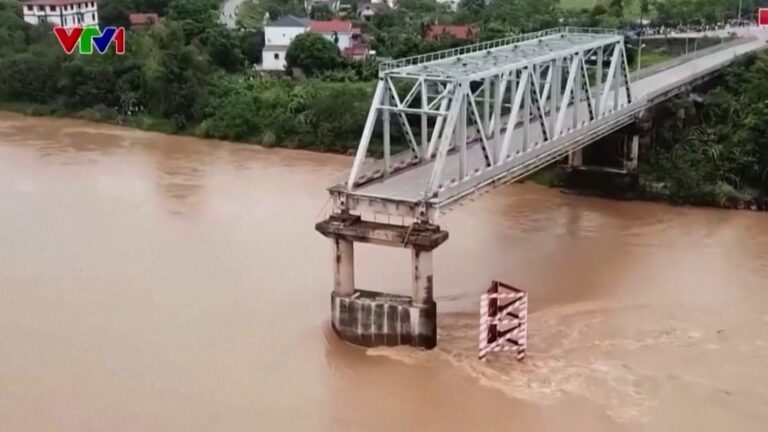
[331,27,636,224]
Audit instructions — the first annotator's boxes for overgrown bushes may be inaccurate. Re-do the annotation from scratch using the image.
[641,53,768,206]
[201,76,371,151]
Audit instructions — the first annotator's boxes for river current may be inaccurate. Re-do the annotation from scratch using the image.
[2,111,767,431]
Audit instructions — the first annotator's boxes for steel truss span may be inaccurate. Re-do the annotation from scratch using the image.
[330,27,635,224]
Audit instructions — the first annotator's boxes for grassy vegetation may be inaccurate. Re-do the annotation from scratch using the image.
[560,0,596,10]
[560,0,649,18]
[635,49,673,69]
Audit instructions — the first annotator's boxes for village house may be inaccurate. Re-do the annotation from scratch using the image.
[262,16,369,71]
[262,15,311,71]
[356,1,388,22]
[425,24,475,41]
[310,18,353,51]
[21,0,99,27]
[128,12,159,28]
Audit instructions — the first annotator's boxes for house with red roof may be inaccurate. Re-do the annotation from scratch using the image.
[425,24,475,41]
[262,16,369,70]
[21,0,99,27]
[310,19,353,51]
[128,12,159,27]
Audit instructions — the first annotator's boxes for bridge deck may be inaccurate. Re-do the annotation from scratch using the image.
[349,35,767,205]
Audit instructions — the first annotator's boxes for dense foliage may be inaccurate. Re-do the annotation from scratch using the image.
[285,32,341,76]
[0,0,371,151]
[642,53,768,206]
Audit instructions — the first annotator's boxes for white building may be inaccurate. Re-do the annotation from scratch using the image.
[262,15,310,71]
[262,16,362,71]
[21,0,99,28]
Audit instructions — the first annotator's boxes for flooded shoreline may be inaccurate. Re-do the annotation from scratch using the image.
[2,111,768,431]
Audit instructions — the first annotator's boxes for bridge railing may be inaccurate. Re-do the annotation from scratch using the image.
[379,27,619,74]
[632,35,756,81]
[379,28,561,73]
[564,27,620,35]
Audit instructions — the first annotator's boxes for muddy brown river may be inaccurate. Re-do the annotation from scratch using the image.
[1,111,768,431]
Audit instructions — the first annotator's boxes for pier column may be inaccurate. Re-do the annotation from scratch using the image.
[411,247,437,348]
[624,134,639,171]
[333,238,355,296]
[411,248,434,306]
[568,148,584,168]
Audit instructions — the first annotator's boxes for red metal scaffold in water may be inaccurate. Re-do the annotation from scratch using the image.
[479,281,528,361]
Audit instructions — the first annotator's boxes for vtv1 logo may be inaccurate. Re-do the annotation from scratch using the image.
[53,26,125,55]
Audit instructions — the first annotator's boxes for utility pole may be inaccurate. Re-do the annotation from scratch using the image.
[637,10,643,73]
[738,0,743,22]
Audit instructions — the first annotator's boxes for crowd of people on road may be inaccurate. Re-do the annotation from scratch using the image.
[628,19,756,38]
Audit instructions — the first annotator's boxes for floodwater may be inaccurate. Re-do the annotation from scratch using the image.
[1,111,768,432]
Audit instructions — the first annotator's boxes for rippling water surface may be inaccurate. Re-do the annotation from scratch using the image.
[2,112,768,432]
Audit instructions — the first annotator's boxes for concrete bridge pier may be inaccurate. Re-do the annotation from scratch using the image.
[623,134,640,171]
[333,238,355,296]
[316,213,448,349]
[568,149,584,168]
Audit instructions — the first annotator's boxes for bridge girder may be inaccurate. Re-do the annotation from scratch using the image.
[339,27,635,224]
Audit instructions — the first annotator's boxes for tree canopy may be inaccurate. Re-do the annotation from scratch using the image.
[286,32,341,76]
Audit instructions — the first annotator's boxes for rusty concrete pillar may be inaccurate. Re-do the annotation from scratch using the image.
[411,248,434,306]
[333,238,355,296]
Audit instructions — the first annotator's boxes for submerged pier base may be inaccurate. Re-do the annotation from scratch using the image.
[316,213,448,349]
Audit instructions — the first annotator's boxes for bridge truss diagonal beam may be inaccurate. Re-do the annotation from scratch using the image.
[340,27,635,224]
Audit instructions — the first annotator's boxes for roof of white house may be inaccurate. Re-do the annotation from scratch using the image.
[267,15,310,28]
[309,19,352,33]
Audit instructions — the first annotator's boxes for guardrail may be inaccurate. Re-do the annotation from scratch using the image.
[379,27,620,74]
[631,36,756,81]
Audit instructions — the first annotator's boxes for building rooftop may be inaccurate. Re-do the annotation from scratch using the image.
[425,24,475,41]
[129,12,158,25]
[310,19,352,33]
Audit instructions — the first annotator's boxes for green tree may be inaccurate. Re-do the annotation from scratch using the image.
[203,26,243,71]
[483,0,559,32]
[99,0,132,28]
[241,30,265,64]
[0,49,63,104]
[0,0,26,55]
[133,0,171,14]
[168,0,217,42]
[310,4,333,19]
[286,32,341,76]
[144,22,211,127]
[398,0,449,14]
[459,0,486,19]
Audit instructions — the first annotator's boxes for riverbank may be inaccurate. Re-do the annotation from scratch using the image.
[529,164,768,212]
[0,73,373,154]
